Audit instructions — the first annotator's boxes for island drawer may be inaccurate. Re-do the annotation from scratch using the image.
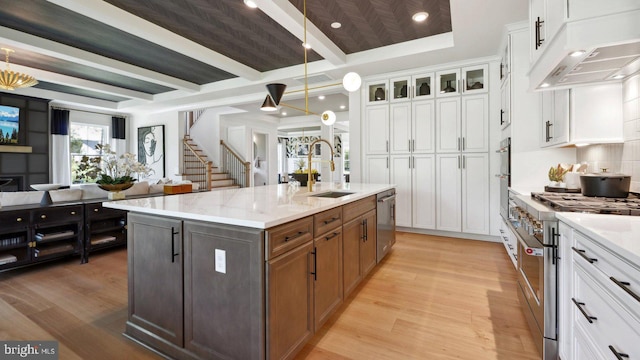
[342,196,376,223]
[314,207,342,236]
[266,216,313,259]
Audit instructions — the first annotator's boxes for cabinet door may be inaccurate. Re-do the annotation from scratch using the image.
[558,222,574,360]
[365,80,388,104]
[552,90,569,145]
[268,242,314,360]
[183,221,264,360]
[461,94,489,152]
[127,213,184,347]
[412,73,434,100]
[390,76,411,102]
[436,69,461,97]
[364,105,389,155]
[364,155,389,184]
[314,229,343,331]
[436,154,462,232]
[500,78,511,129]
[390,155,411,228]
[541,91,554,146]
[342,217,362,298]
[390,103,411,154]
[360,210,377,278]
[530,0,546,64]
[413,154,436,230]
[461,153,489,235]
[436,97,461,153]
[461,64,488,94]
[412,99,435,153]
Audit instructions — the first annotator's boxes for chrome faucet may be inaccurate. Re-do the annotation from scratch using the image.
[307,138,335,192]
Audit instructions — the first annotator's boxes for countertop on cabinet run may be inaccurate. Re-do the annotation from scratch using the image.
[103,183,394,229]
[556,212,640,266]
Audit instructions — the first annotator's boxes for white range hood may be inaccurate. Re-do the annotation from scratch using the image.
[529,9,640,90]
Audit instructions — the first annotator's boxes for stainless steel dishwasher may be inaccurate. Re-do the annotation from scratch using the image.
[376,189,396,263]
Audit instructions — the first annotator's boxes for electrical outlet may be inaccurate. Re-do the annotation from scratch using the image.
[215,249,226,274]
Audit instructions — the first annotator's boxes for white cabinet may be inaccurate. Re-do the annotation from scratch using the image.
[558,222,574,360]
[364,104,389,154]
[391,154,435,229]
[412,73,434,100]
[390,103,411,154]
[365,80,388,105]
[436,94,488,153]
[540,83,623,148]
[364,155,389,184]
[390,76,411,103]
[436,153,489,234]
[529,0,565,65]
[500,77,511,129]
[390,100,435,154]
[436,65,488,97]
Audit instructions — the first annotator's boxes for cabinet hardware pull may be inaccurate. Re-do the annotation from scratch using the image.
[284,231,304,242]
[462,79,465,92]
[71,211,76,215]
[608,345,630,359]
[412,139,415,152]
[571,247,597,264]
[545,121,553,142]
[500,63,504,79]
[325,232,339,241]
[323,217,339,225]
[94,208,99,212]
[362,219,368,242]
[310,249,317,281]
[463,155,466,169]
[610,277,640,303]
[572,298,597,323]
[408,139,411,152]
[386,140,389,152]
[458,155,461,169]
[386,157,389,169]
[41,215,46,219]
[500,109,505,125]
[457,137,461,151]
[457,79,460,93]
[171,227,180,263]
[16,217,22,222]
[535,17,545,49]
[462,137,465,151]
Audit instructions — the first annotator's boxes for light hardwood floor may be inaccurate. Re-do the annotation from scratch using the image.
[0,232,539,360]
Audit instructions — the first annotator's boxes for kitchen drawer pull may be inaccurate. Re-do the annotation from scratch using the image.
[70,211,76,215]
[572,298,597,323]
[284,231,305,242]
[171,227,180,263]
[610,276,640,303]
[94,208,99,212]
[40,215,46,219]
[571,247,597,264]
[325,232,339,241]
[323,217,340,225]
[16,217,23,222]
[608,345,630,359]
[310,249,317,281]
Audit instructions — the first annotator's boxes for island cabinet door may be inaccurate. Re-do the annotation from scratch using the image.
[126,213,183,348]
[313,228,343,331]
[342,216,363,298]
[360,210,377,278]
[267,241,314,360]
[183,221,265,360]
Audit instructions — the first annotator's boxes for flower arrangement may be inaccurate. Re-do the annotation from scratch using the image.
[293,158,318,174]
[78,144,151,186]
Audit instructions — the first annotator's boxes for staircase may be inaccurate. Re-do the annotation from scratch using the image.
[183,135,239,191]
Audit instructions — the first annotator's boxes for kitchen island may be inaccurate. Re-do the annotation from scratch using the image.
[104,183,395,360]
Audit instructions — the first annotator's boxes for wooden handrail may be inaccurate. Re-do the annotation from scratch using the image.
[183,137,212,190]
[220,140,251,187]
[183,139,210,166]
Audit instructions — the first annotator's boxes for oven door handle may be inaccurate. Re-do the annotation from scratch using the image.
[516,234,544,257]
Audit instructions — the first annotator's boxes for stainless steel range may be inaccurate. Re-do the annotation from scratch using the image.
[508,191,640,360]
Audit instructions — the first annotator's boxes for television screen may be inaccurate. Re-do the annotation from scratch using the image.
[0,105,20,145]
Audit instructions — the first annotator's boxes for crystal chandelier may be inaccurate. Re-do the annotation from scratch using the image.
[0,48,38,90]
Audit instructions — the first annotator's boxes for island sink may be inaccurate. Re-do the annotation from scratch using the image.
[309,191,355,198]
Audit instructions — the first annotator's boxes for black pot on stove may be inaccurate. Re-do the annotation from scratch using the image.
[580,169,631,198]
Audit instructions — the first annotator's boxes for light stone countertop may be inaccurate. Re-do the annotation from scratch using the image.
[556,212,640,266]
[103,182,395,229]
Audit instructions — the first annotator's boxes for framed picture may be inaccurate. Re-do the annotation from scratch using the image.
[297,144,309,156]
[137,125,165,178]
[314,143,322,156]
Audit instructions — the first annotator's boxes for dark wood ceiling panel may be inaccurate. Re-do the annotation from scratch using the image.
[34,81,130,102]
[104,0,323,72]
[289,0,452,54]
[0,1,235,84]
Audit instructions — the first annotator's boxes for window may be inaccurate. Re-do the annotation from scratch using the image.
[70,122,109,183]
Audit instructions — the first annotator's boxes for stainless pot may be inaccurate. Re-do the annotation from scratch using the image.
[580,172,631,198]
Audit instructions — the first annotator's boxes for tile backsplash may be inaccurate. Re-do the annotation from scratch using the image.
[577,74,640,193]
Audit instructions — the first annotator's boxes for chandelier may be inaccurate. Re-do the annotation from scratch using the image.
[259,0,361,126]
[0,48,38,91]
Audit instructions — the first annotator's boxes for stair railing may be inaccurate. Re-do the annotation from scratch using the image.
[220,140,250,188]
[183,138,212,191]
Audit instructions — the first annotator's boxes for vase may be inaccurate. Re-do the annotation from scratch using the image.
[98,183,134,200]
[374,87,385,101]
[419,82,430,95]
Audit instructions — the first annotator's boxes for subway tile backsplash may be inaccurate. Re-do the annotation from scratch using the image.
[577,74,640,193]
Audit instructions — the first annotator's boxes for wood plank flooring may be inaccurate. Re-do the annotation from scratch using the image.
[0,232,539,360]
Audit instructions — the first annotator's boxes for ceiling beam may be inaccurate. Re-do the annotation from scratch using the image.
[254,0,347,66]
[0,26,200,92]
[47,0,262,81]
[13,87,120,110]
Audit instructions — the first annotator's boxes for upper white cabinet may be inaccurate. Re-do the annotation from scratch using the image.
[365,80,389,105]
[436,65,488,97]
[540,83,623,148]
[390,77,411,103]
[364,104,389,154]
[529,0,566,65]
[412,73,434,100]
[390,100,435,155]
[436,94,489,153]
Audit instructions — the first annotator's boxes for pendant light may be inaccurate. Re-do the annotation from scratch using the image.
[0,48,38,91]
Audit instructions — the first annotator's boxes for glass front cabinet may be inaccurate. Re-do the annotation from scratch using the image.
[413,73,434,100]
[366,80,389,105]
[390,77,410,102]
[436,69,460,97]
[462,64,488,94]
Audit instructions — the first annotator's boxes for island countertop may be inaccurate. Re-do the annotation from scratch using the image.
[103,182,394,229]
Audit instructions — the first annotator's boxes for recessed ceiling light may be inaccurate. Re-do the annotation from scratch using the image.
[302,42,311,49]
[569,50,586,57]
[340,105,346,110]
[331,22,341,29]
[540,83,550,88]
[243,0,258,8]
[612,74,625,80]
[281,111,287,116]
[318,95,325,100]
[412,12,429,22]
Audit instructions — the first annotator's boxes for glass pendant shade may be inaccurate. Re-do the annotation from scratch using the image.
[342,72,361,92]
[266,83,287,105]
[260,95,277,111]
[321,110,336,126]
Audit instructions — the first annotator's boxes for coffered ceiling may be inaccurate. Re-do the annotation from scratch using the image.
[0,0,527,116]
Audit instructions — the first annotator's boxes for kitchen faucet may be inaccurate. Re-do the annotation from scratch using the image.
[307,138,335,192]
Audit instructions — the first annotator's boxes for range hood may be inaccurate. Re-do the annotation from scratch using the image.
[529,9,640,90]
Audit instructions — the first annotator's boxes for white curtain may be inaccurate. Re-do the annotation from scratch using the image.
[51,109,71,185]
